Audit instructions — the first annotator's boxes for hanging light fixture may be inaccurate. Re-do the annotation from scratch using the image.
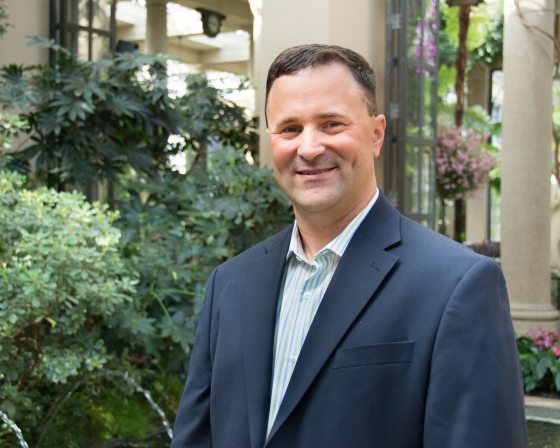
[196,8,226,38]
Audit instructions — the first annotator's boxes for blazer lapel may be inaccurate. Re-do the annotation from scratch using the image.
[266,196,402,444]
[242,226,292,448]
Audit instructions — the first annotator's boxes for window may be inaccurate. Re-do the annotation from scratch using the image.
[50,0,116,62]
[384,0,439,228]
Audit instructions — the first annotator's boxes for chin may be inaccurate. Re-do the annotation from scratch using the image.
[294,199,338,215]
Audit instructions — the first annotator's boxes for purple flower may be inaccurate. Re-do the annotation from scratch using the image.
[527,329,559,349]
[435,125,496,201]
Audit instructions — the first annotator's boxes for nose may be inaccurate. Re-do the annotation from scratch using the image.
[297,127,326,161]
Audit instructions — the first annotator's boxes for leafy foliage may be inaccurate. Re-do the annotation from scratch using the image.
[33,371,184,448]
[441,2,493,53]
[0,40,291,445]
[0,46,259,200]
[0,112,27,155]
[0,46,183,188]
[471,13,503,67]
[0,171,165,445]
[438,9,458,68]
[437,3,503,105]
[438,104,497,134]
[178,74,257,172]
[517,330,560,393]
[117,148,292,372]
[0,0,9,39]
[0,150,291,446]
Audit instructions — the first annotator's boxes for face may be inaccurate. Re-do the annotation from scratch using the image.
[266,63,386,224]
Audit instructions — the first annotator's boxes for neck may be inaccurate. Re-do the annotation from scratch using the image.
[295,188,376,260]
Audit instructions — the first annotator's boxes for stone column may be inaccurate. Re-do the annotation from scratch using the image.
[249,0,263,134]
[552,176,560,274]
[145,0,168,55]
[0,0,49,65]
[502,0,559,332]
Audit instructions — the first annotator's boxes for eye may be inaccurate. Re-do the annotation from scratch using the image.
[280,125,301,135]
[323,121,345,131]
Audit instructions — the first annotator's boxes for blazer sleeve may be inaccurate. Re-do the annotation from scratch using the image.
[423,258,528,448]
[170,267,217,448]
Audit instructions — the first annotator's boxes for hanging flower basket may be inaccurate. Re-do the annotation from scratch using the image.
[435,124,496,201]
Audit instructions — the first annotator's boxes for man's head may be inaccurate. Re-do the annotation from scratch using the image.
[265,44,386,229]
[265,44,378,120]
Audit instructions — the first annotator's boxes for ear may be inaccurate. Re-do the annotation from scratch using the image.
[371,114,386,158]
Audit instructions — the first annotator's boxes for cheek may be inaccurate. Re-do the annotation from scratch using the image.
[329,136,362,162]
[271,141,295,171]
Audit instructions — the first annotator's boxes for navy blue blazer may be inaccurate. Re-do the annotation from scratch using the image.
[171,194,527,448]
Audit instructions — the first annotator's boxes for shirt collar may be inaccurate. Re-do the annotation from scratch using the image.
[287,188,379,263]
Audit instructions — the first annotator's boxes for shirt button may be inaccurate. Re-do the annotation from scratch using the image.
[302,291,312,300]
[288,353,298,363]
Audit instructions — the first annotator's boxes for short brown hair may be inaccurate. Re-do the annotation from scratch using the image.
[265,44,378,116]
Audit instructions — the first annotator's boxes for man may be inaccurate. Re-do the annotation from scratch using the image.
[171,44,527,448]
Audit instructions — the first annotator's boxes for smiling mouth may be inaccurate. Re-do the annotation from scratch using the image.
[297,167,336,175]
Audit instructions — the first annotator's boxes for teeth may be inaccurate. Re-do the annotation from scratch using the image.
[299,168,332,175]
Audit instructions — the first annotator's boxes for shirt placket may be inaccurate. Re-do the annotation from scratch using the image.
[283,255,330,386]
[268,252,333,435]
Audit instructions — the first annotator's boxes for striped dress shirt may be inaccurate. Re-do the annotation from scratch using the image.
[266,189,379,436]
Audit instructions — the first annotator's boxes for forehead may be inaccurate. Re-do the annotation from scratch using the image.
[266,63,368,118]
[270,62,356,90]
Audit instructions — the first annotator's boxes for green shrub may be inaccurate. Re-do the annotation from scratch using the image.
[0,170,156,445]
[0,46,182,189]
[0,45,291,444]
[0,0,9,40]
[117,148,293,374]
[0,112,27,156]
[0,44,257,195]
[178,74,258,172]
